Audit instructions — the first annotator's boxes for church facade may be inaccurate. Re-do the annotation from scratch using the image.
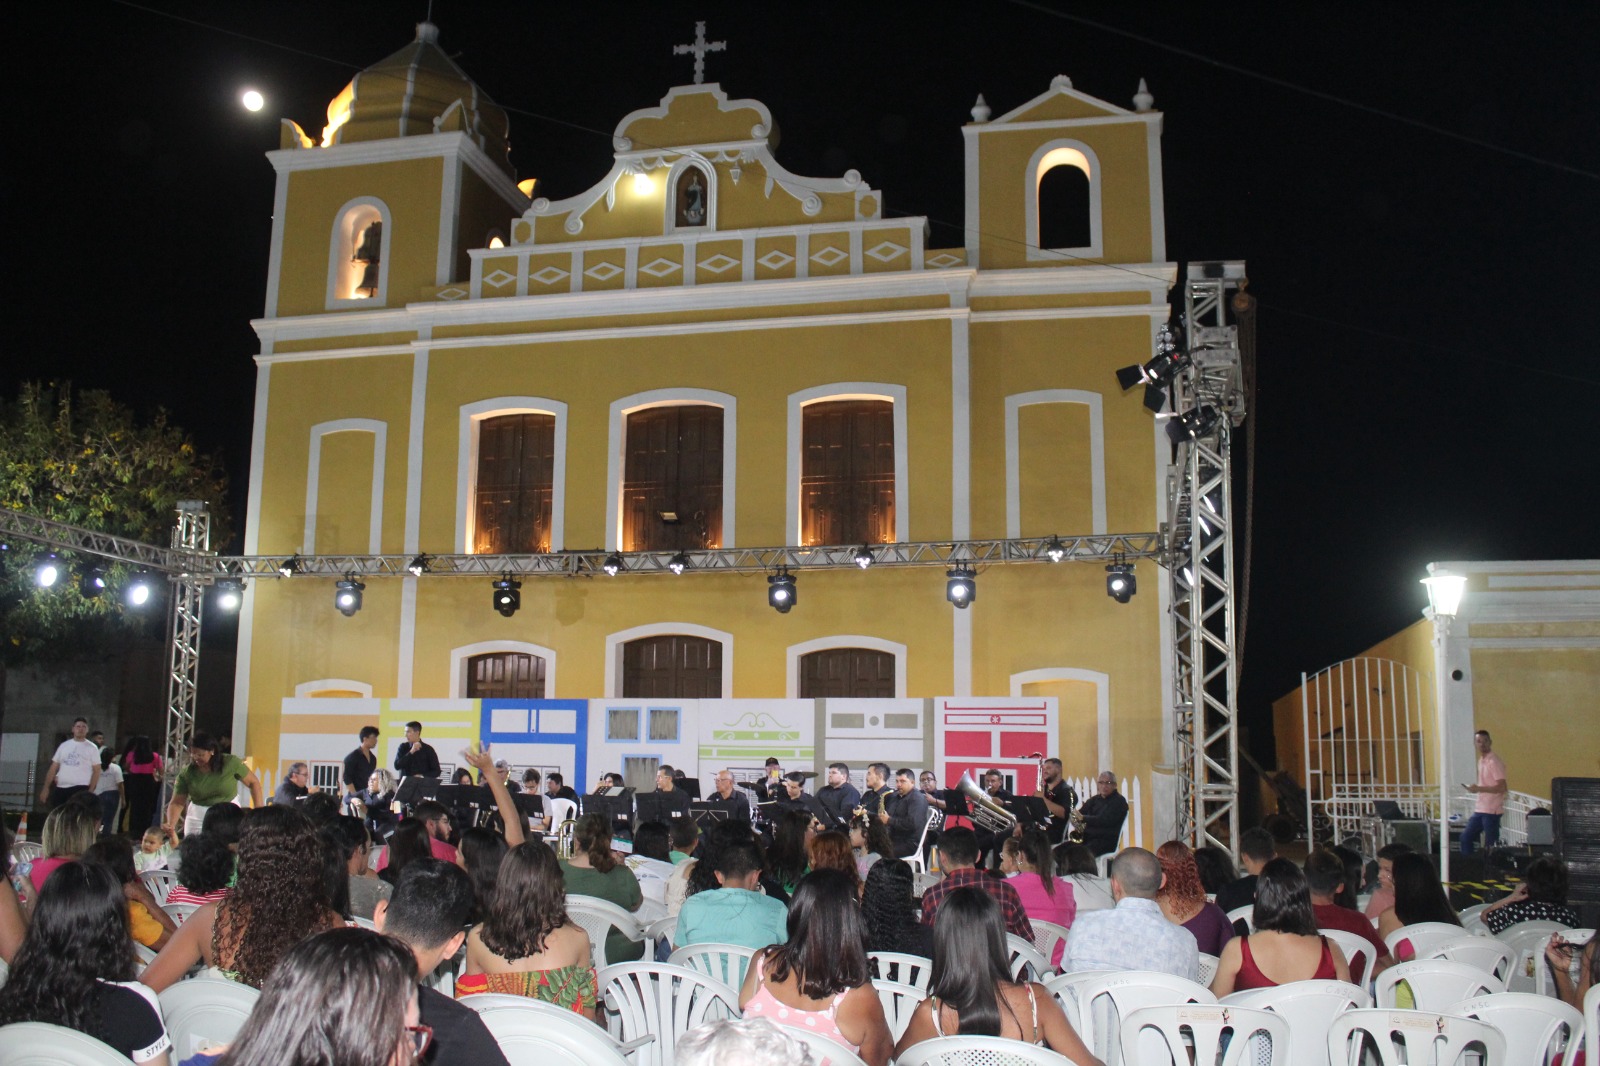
[237,23,1181,837]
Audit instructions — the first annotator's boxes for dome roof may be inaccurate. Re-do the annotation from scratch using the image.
[321,22,511,173]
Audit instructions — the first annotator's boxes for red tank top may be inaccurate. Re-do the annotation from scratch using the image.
[1235,934,1336,989]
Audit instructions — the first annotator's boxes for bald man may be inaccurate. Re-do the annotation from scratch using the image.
[1060,848,1199,979]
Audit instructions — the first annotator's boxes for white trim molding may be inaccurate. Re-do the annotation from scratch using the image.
[1023,140,1103,261]
[603,622,734,700]
[785,635,908,699]
[785,383,909,546]
[606,388,738,551]
[293,678,373,698]
[1010,667,1112,770]
[325,196,393,310]
[449,640,559,699]
[455,397,570,554]
[1004,390,1106,539]
[304,418,387,555]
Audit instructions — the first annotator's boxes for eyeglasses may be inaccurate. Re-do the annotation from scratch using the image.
[405,1024,434,1057]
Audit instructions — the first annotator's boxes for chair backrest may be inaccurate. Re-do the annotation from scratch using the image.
[162,901,202,926]
[907,810,944,875]
[158,977,262,1060]
[1042,969,1120,1030]
[1536,929,1597,998]
[0,957,9,990]
[1029,919,1069,965]
[596,961,741,1066]
[1374,959,1503,1011]
[367,843,386,868]
[1122,1003,1290,1066]
[873,978,929,1041]
[1497,921,1581,994]
[1319,927,1376,983]
[9,842,43,864]
[913,871,943,898]
[892,1034,1077,1066]
[1076,970,1218,1066]
[1419,935,1517,984]
[475,1004,631,1066]
[777,1025,871,1066]
[1450,991,1583,1066]
[1225,905,1254,933]
[1585,982,1599,1066]
[1458,903,1491,934]
[1196,952,1219,987]
[0,1022,133,1065]
[547,797,577,825]
[139,868,177,904]
[1223,980,1368,1064]
[1007,933,1052,982]
[667,942,757,989]
[1327,1007,1506,1066]
[869,950,933,991]
[1384,920,1469,960]
[568,894,646,969]
[459,992,547,1012]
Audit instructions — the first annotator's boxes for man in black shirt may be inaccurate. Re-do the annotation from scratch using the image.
[882,768,931,858]
[545,772,580,803]
[1078,770,1130,857]
[817,762,862,827]
[375,859,510,1066]
[860,762,895,819]
[393,721,441,781]
[343,725,379,804]
[272,762,314,806]
[1216,826,1277,914]
[1035,757,1078,845]
[653,765,693,818]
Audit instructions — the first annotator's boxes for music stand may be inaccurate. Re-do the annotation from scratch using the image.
[586,788,635,837]
[512,792,545,826]
[394,775,440,811]
[633,792,671,827]
[674,778,702,800]
[1008,795,1050,830]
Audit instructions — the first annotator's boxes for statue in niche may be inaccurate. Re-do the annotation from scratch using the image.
[676,168,708,227]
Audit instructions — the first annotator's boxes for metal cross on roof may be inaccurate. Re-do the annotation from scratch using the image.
[673,21,726,85]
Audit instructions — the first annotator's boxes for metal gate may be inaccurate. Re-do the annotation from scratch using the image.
[1301,656,1432,847]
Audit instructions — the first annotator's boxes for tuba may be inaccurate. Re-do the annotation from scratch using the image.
[958,772,1017,834]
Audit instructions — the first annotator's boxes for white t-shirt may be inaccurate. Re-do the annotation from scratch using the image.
[95,762,124,794]
[52,738,101,788]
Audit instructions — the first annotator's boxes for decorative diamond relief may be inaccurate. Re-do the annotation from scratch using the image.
[697,253,740,275]
[583,261,624,281]
[530,266,570,285]
[809,246,849,267]
[436,287,468,301]
[926,253,965,269]
[865,241,907,263]
[756,249,795,270]
[640,257,682,278]
[483,269,516,289]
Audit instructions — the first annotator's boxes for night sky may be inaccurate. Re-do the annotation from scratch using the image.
[6,2,1596,760]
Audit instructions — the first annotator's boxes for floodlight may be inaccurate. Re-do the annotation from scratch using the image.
[667,552,691,575]
[406,553,432,577]
[946,565,976,608]
[1421,570,1467,618]
[1165,405,1221,444]
[335,576,365,617]
[35,554,61,588]
[1044,537,1067,563]
[79,566,106,599]
[126,572,154,606]
[603,552,625,576]
[215,578,245,611]
[767,568,797,613]
[492,575,521,617]
[278,555,302,577]
[853,545,876,569]
[1105,559,1136,603]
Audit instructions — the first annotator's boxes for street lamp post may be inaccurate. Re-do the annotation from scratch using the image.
[1422,566,1467,882]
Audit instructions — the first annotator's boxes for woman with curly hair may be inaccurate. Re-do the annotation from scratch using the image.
[140,805,342,991]
[168,802,243,906]
[807,830,861,894]
[0,861,172,1063]
[850,814,896,880]
[1154,839,1234,956]
[861,858,934,958]
[458,840,598,1018]
[559,812,643,962]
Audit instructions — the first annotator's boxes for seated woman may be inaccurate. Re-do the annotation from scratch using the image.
[560,812,644,963]
[1192,845,1238,900]
[896,886,1098,1065]
[1210,857,1351,995]
[807,830,861,896]
[626,820,678,904]
[321,815,389,921]
[23,797,99,893]
[1055,843,1115,912]
[457,840,599,1018]
[140,805,344,991]
[851,813,896,880]
[84,836,179,952]
[376,818,435,889]
[763,810,812,902]
[1002,829,1077,964]
[1376,852,1462,960]
[740,868,895,1066]
[355,768,398,840]
[1482,855,1580,933]
[0,861,172,1064]
[177,926,422,1066]
[862,858,934,960]
[1154,840,1233,957]
[167,802,243,906]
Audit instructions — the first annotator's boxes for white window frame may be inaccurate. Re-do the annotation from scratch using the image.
[325,196,393,308]
[604,622,733,699]
[786,635,907,699]
[456,397,569,553]
[786,383,908,546]
[304,418,387,554]
[449,639,559,699]
[606,389,737,551]
[1023,140,1103,261]
[1004,390,1106,539]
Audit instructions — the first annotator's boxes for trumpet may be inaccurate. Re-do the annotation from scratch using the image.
[958,772,1018,834]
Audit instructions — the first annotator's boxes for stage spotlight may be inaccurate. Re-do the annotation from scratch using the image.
[126,572,154,607]
[491,574,521,617]
[767,568,797,613]
[1105,560,1136,603]
[35,554,61,588]
[1164,404,1221,445]
[79,566,107,599]
[1115,324,1188,412]
[667,552,690,575]
[946,565,976,608]
[215,578,245,611]
[406,553,432,577]
[603,552,624,576]
[1044,537,1067,563]
[277,555,302,577]
[853,545,876,569]
[335,576,365,617]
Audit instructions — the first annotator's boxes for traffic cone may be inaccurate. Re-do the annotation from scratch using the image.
[16,810,28,842]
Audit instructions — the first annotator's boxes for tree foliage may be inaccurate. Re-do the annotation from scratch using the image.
[1,382,232,662]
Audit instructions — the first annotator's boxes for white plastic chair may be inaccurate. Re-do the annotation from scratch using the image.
[1459,903,1491,934]
[596,961,741,1066]
[868,950,932,991]
[1497,920,1580,994]
[1196,952,1219,987]
[1030,919,1070,968]
[1419,934,1517,984]
[459,992,547,1011]
[158,978,261,1060]
[1042,969,1119,1030]
[162,901,202,926]
[1384,920,1469,961]
[912,871,942,898]
[667,942,757,990]
[777,1026,870,1066]
[1225,904,1254,933]
[8,842,43,865]
[1450,991,1583,1066]
[0,958,8,990]
[139,868,177,904]
[546,797,577,828]
[894,1034,1076,1065]
[643,914,677,955]
[1585,982,1599,1066]
[569,894,649,969]
[1223,980,1368,1064]
[1374,959,1503,1011]
[474,1004,632,1066]
[1327,1007,1505,1066]
[1534,928,1595,998]
[1074,970,1217,1066]
[905,810,944,876]
[0,1022,131,1065]
[1122,1002,1290,1066]
[873,978,928,1041]
[1007,932,1052,981]
[1320,927,1377,983]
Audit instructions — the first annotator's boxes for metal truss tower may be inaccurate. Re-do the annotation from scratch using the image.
[163,502,211,790]
[1169,261,1249,855]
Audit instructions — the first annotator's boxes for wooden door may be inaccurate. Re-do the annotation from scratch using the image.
[798,647,896,699]
[466,652,546,699]
[801,399,894,546]
[622,405,723,551]
[622,635,722,698]
[475,413,555,553]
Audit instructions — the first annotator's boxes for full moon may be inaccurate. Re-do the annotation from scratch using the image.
[241,89,264,112]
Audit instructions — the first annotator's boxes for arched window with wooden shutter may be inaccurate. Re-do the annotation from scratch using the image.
[474,412,555,554]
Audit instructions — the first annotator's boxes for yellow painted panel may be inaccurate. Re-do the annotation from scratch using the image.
[1471,647,1600,790]
[636,245,687,289]
[480,255,521,296]
[807,233,852,277]
[314,431,376,554]
[693,239,745,286]
[1021,678,1099,778]
[273,332,416,354]
[972,291,1153,311]
[1471,621,1600,638]
[583,249,628,292]
[527,253,573,292]
[860,228,914,273]
[753,236,798,280]
[1018,402,1094,537]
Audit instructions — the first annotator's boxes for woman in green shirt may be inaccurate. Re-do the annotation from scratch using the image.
[164,733,263,837]
[559,813,644,963]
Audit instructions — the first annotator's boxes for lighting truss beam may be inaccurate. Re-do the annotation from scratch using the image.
[0,509,186,572]
[163,503,210,815]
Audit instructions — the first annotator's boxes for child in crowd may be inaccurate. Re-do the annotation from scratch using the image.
[134,826,178,873]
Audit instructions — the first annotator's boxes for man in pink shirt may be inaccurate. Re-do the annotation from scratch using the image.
[1460,729,1507,858]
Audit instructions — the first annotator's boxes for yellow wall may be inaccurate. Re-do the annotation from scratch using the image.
[1470,647,1600,792]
